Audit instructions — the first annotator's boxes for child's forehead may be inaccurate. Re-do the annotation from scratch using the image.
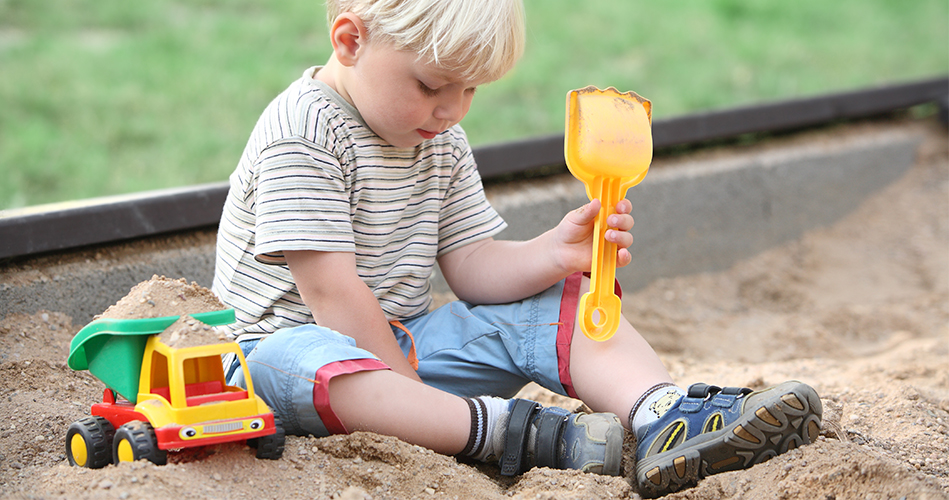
[375,39,492,87]
[413,55,489,87]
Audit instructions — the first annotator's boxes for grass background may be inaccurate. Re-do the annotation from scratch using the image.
[1,0,946,209]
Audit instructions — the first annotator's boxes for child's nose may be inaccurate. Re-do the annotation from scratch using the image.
[433,94,467,123]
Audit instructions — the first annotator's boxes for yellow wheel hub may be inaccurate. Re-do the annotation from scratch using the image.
[116,438,135,463]
[70,434,88,467]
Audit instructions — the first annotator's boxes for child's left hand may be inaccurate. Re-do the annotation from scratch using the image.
[552,198,634,274]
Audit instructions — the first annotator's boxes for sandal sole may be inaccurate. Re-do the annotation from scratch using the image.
[635,383,822,498]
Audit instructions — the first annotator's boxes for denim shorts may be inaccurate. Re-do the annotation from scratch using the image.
[226,273,586,437]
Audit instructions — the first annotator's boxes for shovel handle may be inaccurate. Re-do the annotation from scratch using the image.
[577,177,625,341]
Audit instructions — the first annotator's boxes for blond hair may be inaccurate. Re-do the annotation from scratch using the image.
[325,0,525,83]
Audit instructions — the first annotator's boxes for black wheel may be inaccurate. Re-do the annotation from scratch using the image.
[66,416,115,468]
[249,416,285,460]
[112,421,167,466]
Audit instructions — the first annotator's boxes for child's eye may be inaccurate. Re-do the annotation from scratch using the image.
[418,81,439,97]
[465,87,478,95]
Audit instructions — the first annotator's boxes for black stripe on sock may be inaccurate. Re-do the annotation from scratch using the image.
[461,397,486,457]
[471,397,488,457]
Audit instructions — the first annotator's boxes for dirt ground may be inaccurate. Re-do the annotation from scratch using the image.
[0,121,946,499]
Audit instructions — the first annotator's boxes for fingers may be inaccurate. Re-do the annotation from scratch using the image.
[607,213,634,232]
[606,199,634,266]
[570,199,635,242]
[569,198,601,226]
[607,199,634,229]
[606,228,633,249]
[615,247,632,268]
[573,199,633,226]
[564,198,635,268]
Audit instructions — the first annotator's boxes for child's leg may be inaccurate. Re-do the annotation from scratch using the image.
[328,369,470,455]
[563,277,822,497]
[233,325,470,452]
[544,275,676,431]
[233,323,624,476]
[329,370,622,475]
[567,286,673,431]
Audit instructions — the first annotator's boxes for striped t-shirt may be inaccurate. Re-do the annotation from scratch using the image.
[212,67,507,339]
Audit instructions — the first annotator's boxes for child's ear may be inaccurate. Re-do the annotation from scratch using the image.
[329,13,367,67]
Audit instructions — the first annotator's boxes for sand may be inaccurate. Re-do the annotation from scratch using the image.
[0,122,946,499]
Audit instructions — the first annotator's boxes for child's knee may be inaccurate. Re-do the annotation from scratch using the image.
[240,325,386,437]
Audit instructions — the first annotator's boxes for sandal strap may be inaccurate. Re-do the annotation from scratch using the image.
[720,386,753,396]
[682,383,723,413]
[687,383,722,399]
[500,399,540,476]
[682,384,754,412]
[534,406,570,470]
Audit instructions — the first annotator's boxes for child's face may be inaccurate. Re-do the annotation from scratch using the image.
[344,40,485,148]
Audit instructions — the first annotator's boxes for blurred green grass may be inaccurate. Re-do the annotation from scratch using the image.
[1,0,946,209]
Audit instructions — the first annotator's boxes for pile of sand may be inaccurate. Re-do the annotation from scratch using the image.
[97,275,224,320]
[95,275,230,348]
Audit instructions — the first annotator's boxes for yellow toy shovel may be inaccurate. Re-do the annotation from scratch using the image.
[565,86,653,341]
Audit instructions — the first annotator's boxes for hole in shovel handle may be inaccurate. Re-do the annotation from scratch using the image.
[578,292,620,342]
[589,306,605,328]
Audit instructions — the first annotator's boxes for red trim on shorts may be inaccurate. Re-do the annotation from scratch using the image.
[557,273,583,399]
[557,272,623,400]
[312,358,389,435]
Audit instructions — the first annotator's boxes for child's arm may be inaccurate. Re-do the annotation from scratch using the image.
[284,250,423,382]
[438,198,634,304]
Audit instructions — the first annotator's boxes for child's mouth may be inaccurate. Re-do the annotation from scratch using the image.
[417,129,438,140]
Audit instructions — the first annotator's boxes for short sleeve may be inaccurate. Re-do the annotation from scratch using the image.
[437,141,507,255]
[253,138,355,264]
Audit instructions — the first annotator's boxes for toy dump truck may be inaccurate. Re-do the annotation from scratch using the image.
[65,309,284,468]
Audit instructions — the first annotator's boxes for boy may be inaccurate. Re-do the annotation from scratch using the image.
[212,0,822,496]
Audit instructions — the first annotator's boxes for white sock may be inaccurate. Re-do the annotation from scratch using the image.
[461,396,512,462]
[630,383,687,432]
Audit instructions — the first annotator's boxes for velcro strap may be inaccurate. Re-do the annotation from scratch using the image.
[533,407,569,469]
[678,397,703,413]
[500,399,540,476]
[687,383,722,399]
[721,386,752,396]
[712,387,751,407]
[711,393,738,407]
[681,383,722,413]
